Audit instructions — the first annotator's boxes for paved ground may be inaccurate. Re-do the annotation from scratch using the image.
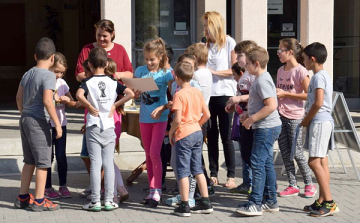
[0,167,359,223]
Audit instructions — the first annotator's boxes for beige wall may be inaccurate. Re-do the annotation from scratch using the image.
[234,0,267,49]
[196,0,227,41]
[300,0,334,77]
[100,0,132,60]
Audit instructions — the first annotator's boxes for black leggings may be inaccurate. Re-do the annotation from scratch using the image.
[207,96,235,178]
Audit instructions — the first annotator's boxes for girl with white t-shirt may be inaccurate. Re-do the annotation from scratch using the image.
[45,52,75,199]
[276,38,316,198]
[202,11,237,188]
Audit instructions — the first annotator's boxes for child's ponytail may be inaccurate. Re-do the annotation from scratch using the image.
[280,38,304,65]
[144,38,167,71]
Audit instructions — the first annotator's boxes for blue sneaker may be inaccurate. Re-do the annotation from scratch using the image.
[166,195,181,207]
[261,201,279,212]
[166,195,195,208]
[236,201,262,216]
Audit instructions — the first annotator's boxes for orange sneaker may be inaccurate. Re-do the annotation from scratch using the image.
[32,198,60,212]
[14,193,34,209]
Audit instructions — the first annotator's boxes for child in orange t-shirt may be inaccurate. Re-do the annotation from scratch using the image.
[169,62,212,217]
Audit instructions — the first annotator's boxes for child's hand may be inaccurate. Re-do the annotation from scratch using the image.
[300,119,310,127]
[242,117,253,130]
[133,89,142,98]
[169,130,175,146]
[54,92,61,104]
[75,101,83,108]
[239,111,249,123]
[225,104,235,113]
[109,104,116,118]
[167,101,173,110]
[60,96,70,103]
[55,125,63,139]
[151,106,163,120]
[227,96,241,106]
[276,88,286,98]
[80,125,86,134]
[88,105,99,117]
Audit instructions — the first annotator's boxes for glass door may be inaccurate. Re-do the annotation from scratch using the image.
[132,0,195,68]
[267,0,299,81]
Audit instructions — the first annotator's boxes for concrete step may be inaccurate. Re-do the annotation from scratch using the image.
[1,109,360,175]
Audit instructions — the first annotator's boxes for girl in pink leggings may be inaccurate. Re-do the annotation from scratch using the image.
[134,38,174,207]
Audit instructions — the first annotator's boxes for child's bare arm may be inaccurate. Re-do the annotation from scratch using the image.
[277,76,310,100]
[76,88,98,116]
[43,89,62,139]
[169,109,181,146]
[109,88,134,118]
[16,86,23,114]
[301,88,324,127]
[151,104,168,120]
[199,100,210,126]
[242,97,277,129]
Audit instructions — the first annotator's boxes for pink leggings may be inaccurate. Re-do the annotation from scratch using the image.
[140,122,167,189]
[113,111,122,145]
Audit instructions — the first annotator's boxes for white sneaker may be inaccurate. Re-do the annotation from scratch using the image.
[104,201,118,211]
[82,201,101,212]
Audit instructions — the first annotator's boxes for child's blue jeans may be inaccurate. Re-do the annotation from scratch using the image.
[249,125,281,205]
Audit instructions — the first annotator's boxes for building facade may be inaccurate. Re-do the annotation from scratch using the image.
[0,0,358,109]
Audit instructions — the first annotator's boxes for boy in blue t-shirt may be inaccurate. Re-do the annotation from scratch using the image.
[301,42,339,217]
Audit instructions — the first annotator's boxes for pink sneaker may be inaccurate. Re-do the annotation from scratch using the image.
[59,186,72,198]
[44,187,61,200]
[304,184,317,198]
[279,185,300,197]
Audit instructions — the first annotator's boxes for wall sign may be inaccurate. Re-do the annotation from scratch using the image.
[268,0,283,15]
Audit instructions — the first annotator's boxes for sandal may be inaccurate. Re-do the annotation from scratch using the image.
[209,177,219,186]
[224,178,236,188]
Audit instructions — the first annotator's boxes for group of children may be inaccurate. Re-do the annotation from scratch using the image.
[15,35,338,218]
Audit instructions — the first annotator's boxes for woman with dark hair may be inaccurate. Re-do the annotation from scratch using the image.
[75,19,133,82]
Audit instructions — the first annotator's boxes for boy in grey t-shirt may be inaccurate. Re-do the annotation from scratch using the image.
[15,37,62,211]
[236,46,282,216]
[301,42,339,217]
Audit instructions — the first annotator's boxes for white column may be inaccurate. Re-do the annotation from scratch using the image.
[234,0,267,49]
[197,0,227,41]
[300,0,334,78]
[101,0,132,60]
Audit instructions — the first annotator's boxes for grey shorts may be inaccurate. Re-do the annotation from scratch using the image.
[307,121,332,158]
[20,116,52,168]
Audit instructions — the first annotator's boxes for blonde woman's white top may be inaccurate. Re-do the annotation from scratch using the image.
[207,36,237,96]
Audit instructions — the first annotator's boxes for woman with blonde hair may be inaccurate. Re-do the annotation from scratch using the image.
[202,11,237,188]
